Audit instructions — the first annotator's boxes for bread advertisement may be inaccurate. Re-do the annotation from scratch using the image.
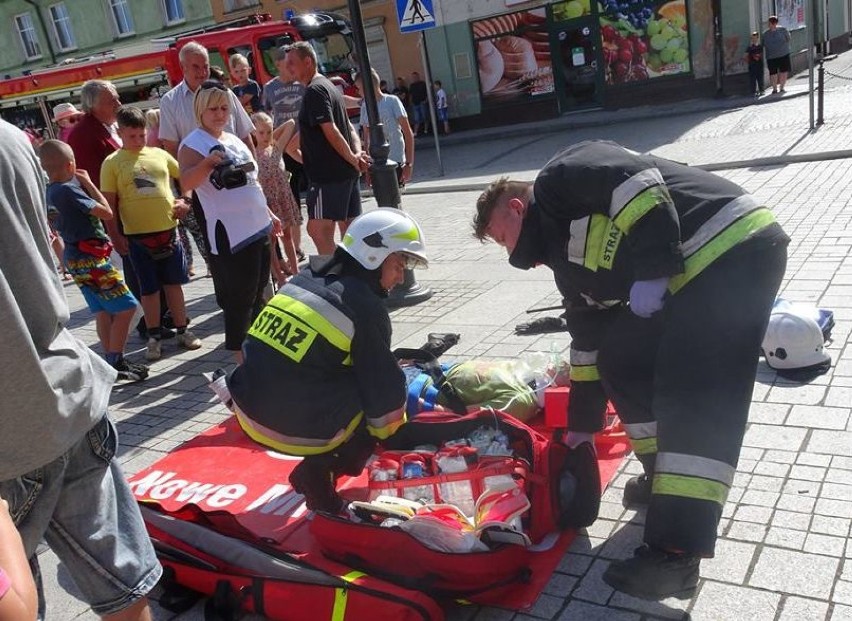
[473,8,555,107]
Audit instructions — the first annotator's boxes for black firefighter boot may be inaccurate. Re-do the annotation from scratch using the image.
[289,455,344,514]
[602,544,700,600]
[622,474,653,509]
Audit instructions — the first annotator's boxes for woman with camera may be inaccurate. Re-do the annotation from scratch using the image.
[178,80,282,363]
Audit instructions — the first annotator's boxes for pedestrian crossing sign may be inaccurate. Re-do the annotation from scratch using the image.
[396,0,436,34]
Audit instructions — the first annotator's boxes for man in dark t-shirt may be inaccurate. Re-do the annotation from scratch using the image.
[285,42,369,255]
[409,71,429,136]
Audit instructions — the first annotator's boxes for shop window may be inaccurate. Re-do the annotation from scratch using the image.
[14,13,42,61]
[49,3,76,52]
[162,0,186,25]
[108,0,135,37]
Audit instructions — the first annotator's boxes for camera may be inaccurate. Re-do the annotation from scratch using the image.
[209,145,249,191]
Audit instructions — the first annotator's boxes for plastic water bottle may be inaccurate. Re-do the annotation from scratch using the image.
[400,453,434,503]
[435,446,478,517]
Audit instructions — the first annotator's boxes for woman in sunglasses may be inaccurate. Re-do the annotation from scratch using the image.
[178,81,282,363]
[52,102,83,143]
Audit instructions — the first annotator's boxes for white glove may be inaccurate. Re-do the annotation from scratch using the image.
[563,431,595,449]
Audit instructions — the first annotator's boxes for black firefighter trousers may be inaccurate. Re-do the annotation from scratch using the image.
[597,238,787,557]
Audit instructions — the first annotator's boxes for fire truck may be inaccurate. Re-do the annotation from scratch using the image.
[0,11,356,135]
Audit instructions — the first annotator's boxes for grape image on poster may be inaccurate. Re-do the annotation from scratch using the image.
[473,8,555,108]
[599,0,691,84]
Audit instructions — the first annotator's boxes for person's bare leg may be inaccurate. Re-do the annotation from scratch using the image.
[102,596,152,621]
[281,226,299,276]
[162,285,187,327]
[106,308,136,357]
[95,311,111,351]
[770,73,778,92]
[338,218,355,238]
[307,219,336,255]
[233,349,244,365]
[779,71,788,91]
[139,292,161,335]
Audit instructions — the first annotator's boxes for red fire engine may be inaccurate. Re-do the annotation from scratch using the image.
[0,12,356,133]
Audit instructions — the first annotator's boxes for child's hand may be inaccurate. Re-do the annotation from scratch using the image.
[172,197,191,220]
[74,169,91,183]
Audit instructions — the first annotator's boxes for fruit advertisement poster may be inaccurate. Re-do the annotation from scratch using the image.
[598,0,691,84]
[472,8,555,108]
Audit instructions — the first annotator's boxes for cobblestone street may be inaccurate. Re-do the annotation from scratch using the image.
[41,52,852,620]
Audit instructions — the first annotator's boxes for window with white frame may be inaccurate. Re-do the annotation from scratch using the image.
[14,12,42,60]
[108,0,135,36]
[49,3,76,51]
[162,0,186,24]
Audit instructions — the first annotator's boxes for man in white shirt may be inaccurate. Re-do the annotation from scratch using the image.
[158,41,255,157]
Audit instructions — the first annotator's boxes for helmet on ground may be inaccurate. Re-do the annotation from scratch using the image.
[762,305,831,380]
[339,208,428,271]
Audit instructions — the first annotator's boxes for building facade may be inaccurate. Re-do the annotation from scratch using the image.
[1,0,215,78]
[210,0,851,127]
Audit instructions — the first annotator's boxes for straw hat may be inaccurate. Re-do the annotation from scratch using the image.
[52,102,83,123]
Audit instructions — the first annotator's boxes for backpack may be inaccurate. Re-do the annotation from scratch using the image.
[143,505,445,621]
[309,408,599,602]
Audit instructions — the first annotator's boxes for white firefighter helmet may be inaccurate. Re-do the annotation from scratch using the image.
[339,208,428,270]
[762,306,831,379]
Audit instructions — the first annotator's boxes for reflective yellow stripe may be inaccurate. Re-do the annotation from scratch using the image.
[570,364,600,382]
[584,214,609,271]
[597,219,623,270]
[235,407,364,456]
[612,185,673,234]
[631,436,658,456]
[366,407,407,440]
[668,208,776,293]
[269,294,352,355]
[332,571,367,621]
[248,305,319,363]
[652,473,729,506]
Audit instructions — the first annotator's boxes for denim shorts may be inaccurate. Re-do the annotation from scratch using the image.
[413,102,429,125]
[0,415,162,617]
[128,231,189,296]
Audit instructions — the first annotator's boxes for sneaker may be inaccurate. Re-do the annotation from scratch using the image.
[176,329,202,350]
[112,356,149,382]
[622,474,653,508]
[602,544,700,600]
[145,338,162,361]
[779,87,786,93]
[290,459,344,513]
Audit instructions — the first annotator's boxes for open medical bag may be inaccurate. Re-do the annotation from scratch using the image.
[143,505,445,620]
[309,408,600,601]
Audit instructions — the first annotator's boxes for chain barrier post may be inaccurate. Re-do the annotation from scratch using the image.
[817,57,825,126]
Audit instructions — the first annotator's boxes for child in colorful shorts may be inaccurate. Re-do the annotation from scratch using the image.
[38,140,147,381]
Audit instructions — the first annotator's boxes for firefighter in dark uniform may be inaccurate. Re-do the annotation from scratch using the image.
[227,208,429,513]
[473,141,789,600]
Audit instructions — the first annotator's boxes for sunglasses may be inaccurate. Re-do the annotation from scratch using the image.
[200,80,228,91]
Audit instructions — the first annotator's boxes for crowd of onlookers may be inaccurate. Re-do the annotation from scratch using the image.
[28,40,451,378]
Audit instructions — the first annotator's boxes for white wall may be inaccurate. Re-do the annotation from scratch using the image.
[434,0,549,26]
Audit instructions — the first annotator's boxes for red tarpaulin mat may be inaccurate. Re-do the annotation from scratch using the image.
[129,416,629,612]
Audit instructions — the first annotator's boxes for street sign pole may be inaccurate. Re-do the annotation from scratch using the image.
[347,0,432,308]
[806,0,815,129]
[419,31,444,177]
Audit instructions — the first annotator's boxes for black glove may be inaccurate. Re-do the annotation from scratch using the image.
[515,315,568,335]
[556,441,601,529]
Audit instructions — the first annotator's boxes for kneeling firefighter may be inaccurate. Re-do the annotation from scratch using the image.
[227,209,429,513]
[473,141,789,600]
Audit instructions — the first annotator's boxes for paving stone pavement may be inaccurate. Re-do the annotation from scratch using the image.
[37,53,852,621]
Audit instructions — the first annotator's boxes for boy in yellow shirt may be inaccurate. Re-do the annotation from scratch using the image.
[100,106,202,361]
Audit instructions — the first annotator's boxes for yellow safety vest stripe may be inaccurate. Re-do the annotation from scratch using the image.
[612,185,673,234]
[268,294,353,356]
[366,407,407,440]
[570,364,601,382]
[652,473,730,506]
[332,571,367,621]
[668,208,776,293]
[631,436,658,456]
[235,408,364,456]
